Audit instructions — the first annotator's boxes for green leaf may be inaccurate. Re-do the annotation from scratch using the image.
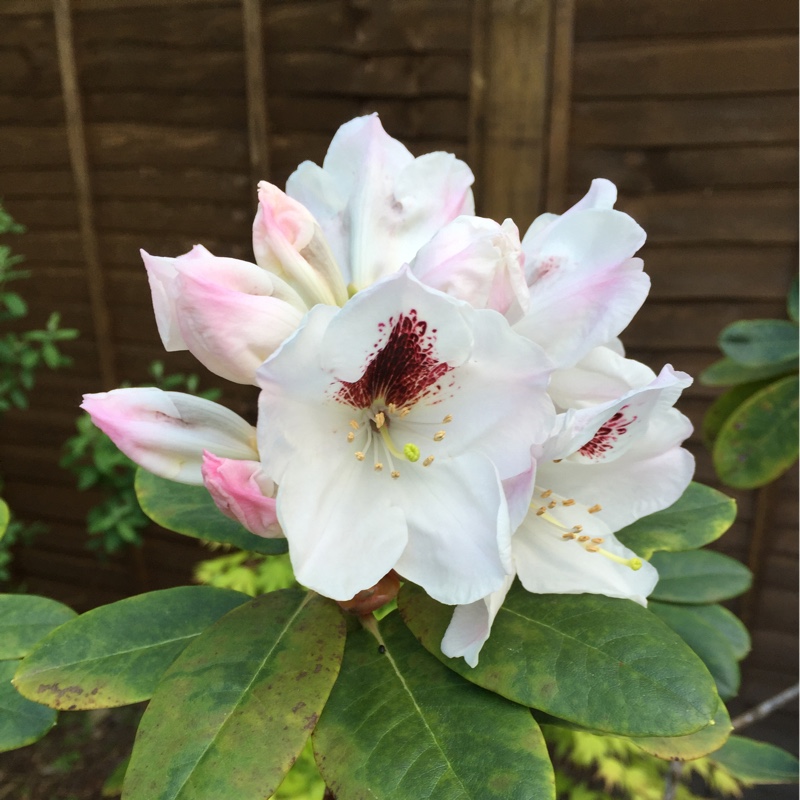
[631,700,732,761]
[14,587,249,710]
[713,375,799,489]
[649,550,752,604]
[314,612,555,800]
[710,735,799,784]
[0,497,8,539]
[615,483,736,559]
[0,594,77,661]
[719,319,799,367]
[399,582,718,737]
[699,356,796,387]
[0,660,56,753]
[135,468,288,555]
[702,380,773,449]
[788,276,798,322]
[649,602,742,699]
[123,590,345,800]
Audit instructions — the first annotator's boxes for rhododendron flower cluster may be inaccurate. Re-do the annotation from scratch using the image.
[83,114,694,664]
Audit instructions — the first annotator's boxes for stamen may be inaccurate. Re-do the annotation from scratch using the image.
[387,403,397,414]
[548,500,557,509]
[433,430,446,442]
[423,456,434,467]
[596,549,642,571]
[349,419,360,430]
[585,545,600,553]
[591,537,604,544]
[572,525,583,533]
[400,407,411,417]
[562,498,575,506]
[374,411,386,429]
[588,504,602,514]
[541,489,553,498]
[536,507,547,516]
[374,463,383,472]
[355,451,365,461]
[552,459,562,463]
[442,414,453,424]
[391,470,400,479]
[562,533,576,540]
[403,443,421,462]
[577,535,590,542]
[347,431,355,442]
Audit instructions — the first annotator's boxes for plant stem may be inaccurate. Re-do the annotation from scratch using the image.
[731,684,799,731]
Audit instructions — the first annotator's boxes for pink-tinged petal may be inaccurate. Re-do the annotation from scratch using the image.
[552,365,692,465]
[393,453,513,606]
[81,388,258,484]
[411,216,529,318]
[514,513,658,606]
[174,259,306,385]
[543,410,695,531]
[276,448,408,601]
[517,206,649,367]
[253,181,348,306]
[201,452,282,538]
[441,575,514,667]
[548,346,655,411]
[502,454,538,531]
[286,114,474,289]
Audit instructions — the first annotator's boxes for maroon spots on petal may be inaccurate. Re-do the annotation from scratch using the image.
[533,256,561,283]
[336,310,453,409]
[579,405,638,460]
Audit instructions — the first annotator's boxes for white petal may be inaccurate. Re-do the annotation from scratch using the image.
[410,216,529,317]
[275,447,408,601]
[81,388,258,484]
[393,453,513,606]
[441,575,514,667]
[286,114,474,289]
[514,513,658,606]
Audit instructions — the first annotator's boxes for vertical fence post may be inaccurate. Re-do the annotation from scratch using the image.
[242,0,271,188]
[469,0,576,225]
[53,0,117,389]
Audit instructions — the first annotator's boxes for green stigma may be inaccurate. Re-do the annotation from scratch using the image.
[403,443,421,462]
[629,558,642,571]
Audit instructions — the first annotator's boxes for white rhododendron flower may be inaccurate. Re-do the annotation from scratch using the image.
[256,268,555,605]
[79,114,698,660]
[441,354,695,666]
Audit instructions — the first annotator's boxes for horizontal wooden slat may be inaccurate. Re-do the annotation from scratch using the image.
[625,299,786,350]
[570,145,798,194]
[574,36,798,98]
[572,95,798,147]
[757,588,799,634]
[643,245,797,300]
[575,0,798,41]
[618,189,798,245]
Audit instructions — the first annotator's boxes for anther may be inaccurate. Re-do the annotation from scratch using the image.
[387,403,397,414]
[585,545,600,553]
[423,456,434,467]
[347,432,355,442]
[577,535,590,542]
[374,463,383,472]
[562,498,576,506]
[391,470,400,479]
[536,507,547,516]
[562,533,576,540]
[354,451,365,461]
[591,537,604,544]
[588,504,602,514]
[572,525,583,533]
[433,430,446,442]
[349,419,360,430]
[541,489,553,498]
[548,500,557,509]
[552,459,562,463]
[374,412,386,429]
[442,414,453,424]
[400,407,411,417]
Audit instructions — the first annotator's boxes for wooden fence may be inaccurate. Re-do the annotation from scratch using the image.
[0,0,797,725]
